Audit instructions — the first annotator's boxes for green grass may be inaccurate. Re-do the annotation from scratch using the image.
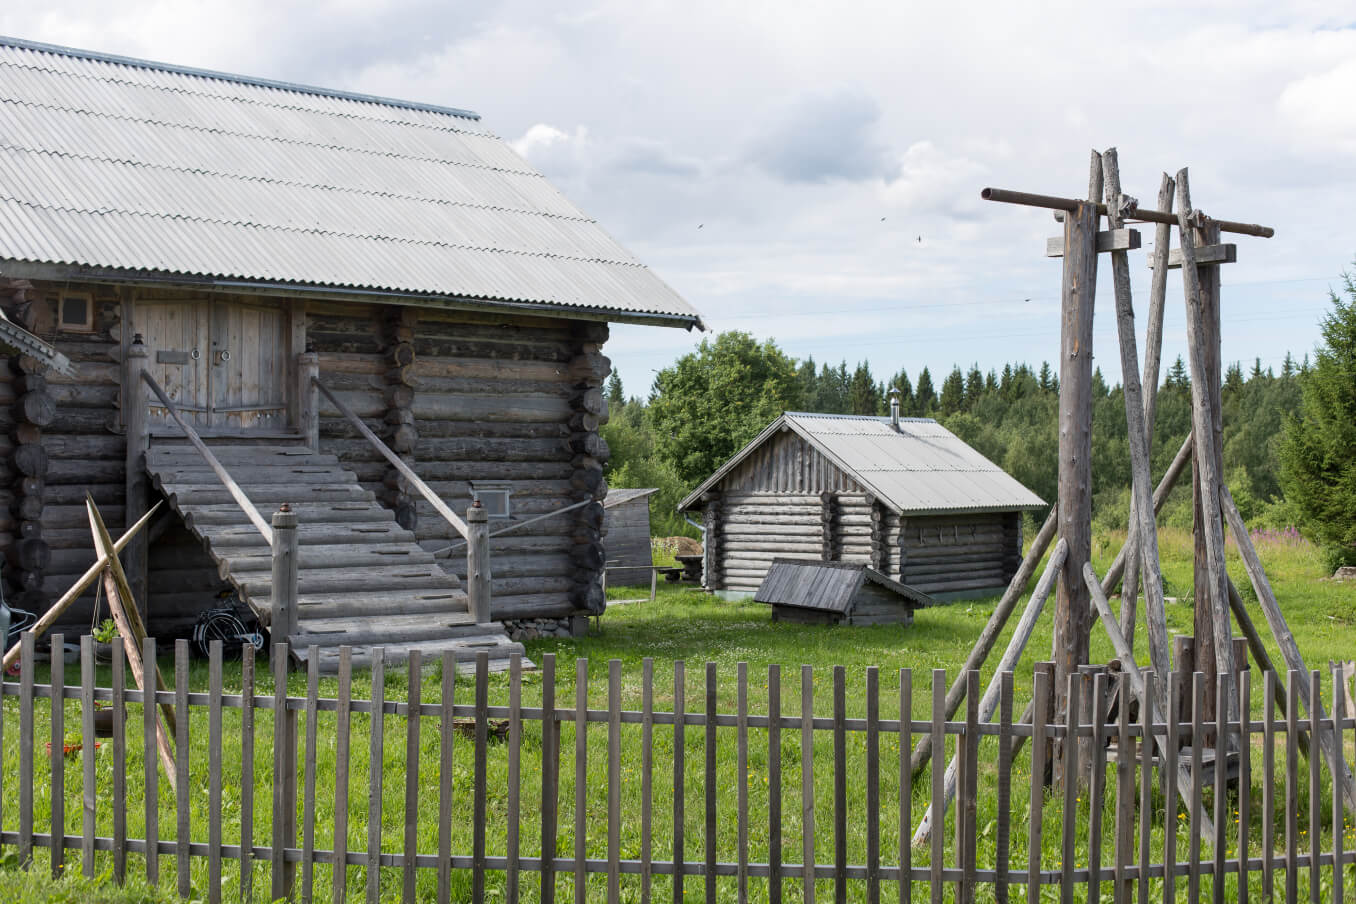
[2,527,1354,902]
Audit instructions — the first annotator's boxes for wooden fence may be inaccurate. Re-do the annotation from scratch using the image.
[1,632,1353,903]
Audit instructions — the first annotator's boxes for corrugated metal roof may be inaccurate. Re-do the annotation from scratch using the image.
[681,412,1046,515]
[0,37,702,326]
[602,487,658,509]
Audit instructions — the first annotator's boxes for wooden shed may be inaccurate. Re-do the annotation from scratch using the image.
[0,37,703,669]
[601,487,656,575]
[679,412,1045,600]
[754,558,932,626]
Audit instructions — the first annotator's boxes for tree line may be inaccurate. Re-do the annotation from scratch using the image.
[604,273,1356,569]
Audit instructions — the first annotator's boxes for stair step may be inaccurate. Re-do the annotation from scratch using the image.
[183,502,394,526]
[299,634,529,674]
[148,446,337,465]
[162,484,375,505]
[295,612,481,645]
[224,545,437,575]
[275,589,468,619]
[238,565,456,599]
[155,467,357,485]
[197,522,414,548]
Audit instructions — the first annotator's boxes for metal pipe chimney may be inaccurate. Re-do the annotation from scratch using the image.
[888,387,901,432]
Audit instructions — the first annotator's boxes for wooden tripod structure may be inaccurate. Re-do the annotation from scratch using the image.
[913,148,1355,845]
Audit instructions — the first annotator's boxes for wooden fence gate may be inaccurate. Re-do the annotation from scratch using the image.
[1,633,1353,903]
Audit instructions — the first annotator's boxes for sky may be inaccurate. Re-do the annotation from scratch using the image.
[3,1,1355,399]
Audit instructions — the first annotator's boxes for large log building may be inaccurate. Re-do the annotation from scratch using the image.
[678,410,1044,600]
[0,37,701,668]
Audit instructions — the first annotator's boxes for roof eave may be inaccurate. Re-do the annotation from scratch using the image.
[0,260,704,330]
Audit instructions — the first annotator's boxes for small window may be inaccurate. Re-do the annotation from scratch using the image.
[471,482,511,519]
[58,292,94,332]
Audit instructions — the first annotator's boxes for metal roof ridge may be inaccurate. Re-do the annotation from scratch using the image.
[0,34,482,122]
[785,411,939,424]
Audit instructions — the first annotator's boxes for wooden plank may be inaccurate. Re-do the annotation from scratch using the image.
[959,671,979,904]
[770,665,783,904]
[1221,487,1356,807]
[366,648,385,904]
[302,649,319,904]
[930,670,944,904]
[539,654,557,904]
[1151,243,1237,269]
[1087,671,1108,903]
[80,636,96,877]
[1113,670,1133,904]
[866,667,880,904]
[610,659,623,904]
[1237,671,1252,904]
[333,647,352,904]
[1214,674,1228,904]
[508,654,523,904]
[176,640,191,899]
[18,631,33,869]
[995,672,1013,904]
[1044,227,1141,257]
[112,638,127,885]
[1333,670,1344,904]
[1263,670,1276,902]
[272,644,289,901]
[1188,673,1204,904]
[576,657,589,904]
[674,659,686,904]
[50,634,65,879]
[804,665,818,904]
[1137,673,1154,904]
[707,662,719,904]
[834,666,848,904]
[402,651,422,903]
[142,634,159,887]
[1309,671,1322,904]
[642,658,654,904]
[473,652,490,903]
[207,642,223,904]
[1060,673,1080,904]
[1287,672,1299,904]
[899,668,912,904]
[241,644,255,901]
[1028,667,1048,904]
[738,662,751,904]
[438,650,455,904]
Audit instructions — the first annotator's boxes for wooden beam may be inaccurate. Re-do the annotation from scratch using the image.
[980,186,1274,238]
[1045,228,1141,258]
[1150,244,1237,269]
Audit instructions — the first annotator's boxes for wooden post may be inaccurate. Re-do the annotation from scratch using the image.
[1176,169,1235,716]
[270,504,299,652]
[1053,151,1102,751]
[467,502,491,623]
[297,348,319,451]
[123,335,150,616]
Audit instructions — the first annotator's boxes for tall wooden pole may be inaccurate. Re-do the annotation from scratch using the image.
[1176,169,1235,717]
[1053,151,1101,742]
[123,335,150,617]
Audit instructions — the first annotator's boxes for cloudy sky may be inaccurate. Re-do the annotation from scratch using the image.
[4,1,1355,397]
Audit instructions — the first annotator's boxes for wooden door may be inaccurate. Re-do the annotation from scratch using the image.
[209,300,288,432]
[138,300,211,431]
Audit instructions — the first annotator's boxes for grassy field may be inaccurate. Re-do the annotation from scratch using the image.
[2,526,1355,902]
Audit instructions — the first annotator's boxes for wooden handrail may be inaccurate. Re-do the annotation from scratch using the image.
[140,371,273,544]
[311,377,468,539]
[432,497,592,557]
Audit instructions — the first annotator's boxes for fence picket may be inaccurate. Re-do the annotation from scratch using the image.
[1164,672,1178,904]
[834,665,848,904]
[365,648,386,904]
[1114,671,1133,904]
[610,659,623,904]
[302,649,320,904]
[1029,667,1049,904]
[437,650,455,904]
[403,651,422,904]
[707,661,718,904]
[539,653,557,904]
[1214,673,1227,904]
[738,661,750,904]
[18,631,33,870]
[1263,670,1276,902]
[1188,673,1204,904]
[1088,670,1107,904]
[674,660,685,904]
[176,640,190,898]
[333,647,352,904]
[770,664,783,904]
[1286,671,1299,904]
[50,633,65,880]
[509,653,523,904]
[930,669,944,904]
[803,664,817,904]
[208,642,223,904]
[80,635,95,878]
[474,652,489,904]
[112,637,126,885]
[866,666,880,904]
[899,668,912,904]
[1061,672,1081,904]
[1237,670,1251,904]
[642,657,654,904]
[996,672,1013,904]
[576,657,589,904]
[1137,672,1154,904]
[272,644,290,898]
[1333,669,1345,904]
[960,670,980,904]
[239,642,254,902]
[1309,670,1322,904]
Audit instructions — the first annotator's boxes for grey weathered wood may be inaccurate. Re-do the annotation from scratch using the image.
[980,185,1273,237]
[142,371,273,542]
[866,667,880,904]
[365,648,385,904]
[540,654,557,904]
[959,670,979,904]
[473,652,490,904]
[1101,148,1171,683]
[1060,672,1080,904]
[738,661,751,904]
[271,644,289,901]
[50,635,65,879]
[995,673,1013,904]
[112,637,127,885]
[1221,486,1356,807]
[1045,227,1141,257]
[609,659,622,904]
[124,337,150,612]
[1238,671,1252,904]
[1113,671,1133,904]
[576,658,589,904]
[1055,152,1102,729]
[1263,670,1276,901]
[241,643,255,900]
[1087,670,1108,904]
[206,642,223,904]
[899,668,912,904]
[18,631,33,869]
[1028,666,1049,904]
[1152,244,1237,269]
[913,539,1067,844]
[834,666,848,904]
[1334,670,1345,904]
[467,503,491,623]
[707,661,719,904]
[402,651,422,903]
[1309,671,1322,904]
[1187,674,1204,904]
[299,350,320,450]
[333,647,352,904]
[642,657,654,904]
[804,665,818,904]
[176,640,191,898]
[80,635,96,877]
[271,505,300,645]
[1226,576,1310,758]
[1164,672,1178,904]
[1175,170,1235,701]
[145,635,160,886]
[674,660,686,904]
[313,378,468,537]
[1137,672,1155,904]
[770,664,784,904]
[508,653,523,904]
[910,510,1057,777]
[929,670,944,904]
[1214,674,1228,904]
[302,649,320,904]
[1286,672,1299,904]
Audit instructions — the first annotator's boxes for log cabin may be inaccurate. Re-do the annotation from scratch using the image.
[678,404,1045,600]
[0,37,702,670]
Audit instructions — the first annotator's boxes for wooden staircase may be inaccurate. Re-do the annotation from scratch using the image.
[144,440,526,672]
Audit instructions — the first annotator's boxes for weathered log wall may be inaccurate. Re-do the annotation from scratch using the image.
[715,492,826,594]
[895,511,1021,597]
[720,428,865,495]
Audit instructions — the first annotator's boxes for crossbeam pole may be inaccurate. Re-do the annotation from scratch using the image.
[980,186,1273,238]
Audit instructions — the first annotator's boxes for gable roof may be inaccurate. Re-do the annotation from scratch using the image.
[602,487,658,509]
[680,412,1045,515]
[0,36,702,328]
[753,559,933,612]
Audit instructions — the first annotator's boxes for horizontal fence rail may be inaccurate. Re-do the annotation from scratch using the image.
[1,633,1353,903]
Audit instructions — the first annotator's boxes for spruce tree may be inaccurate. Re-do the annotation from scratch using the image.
[914,367,936,414]
[1279,272,1356,567]
[940,366,966,415]
[964,364,984,409]
[605,370,625,408]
